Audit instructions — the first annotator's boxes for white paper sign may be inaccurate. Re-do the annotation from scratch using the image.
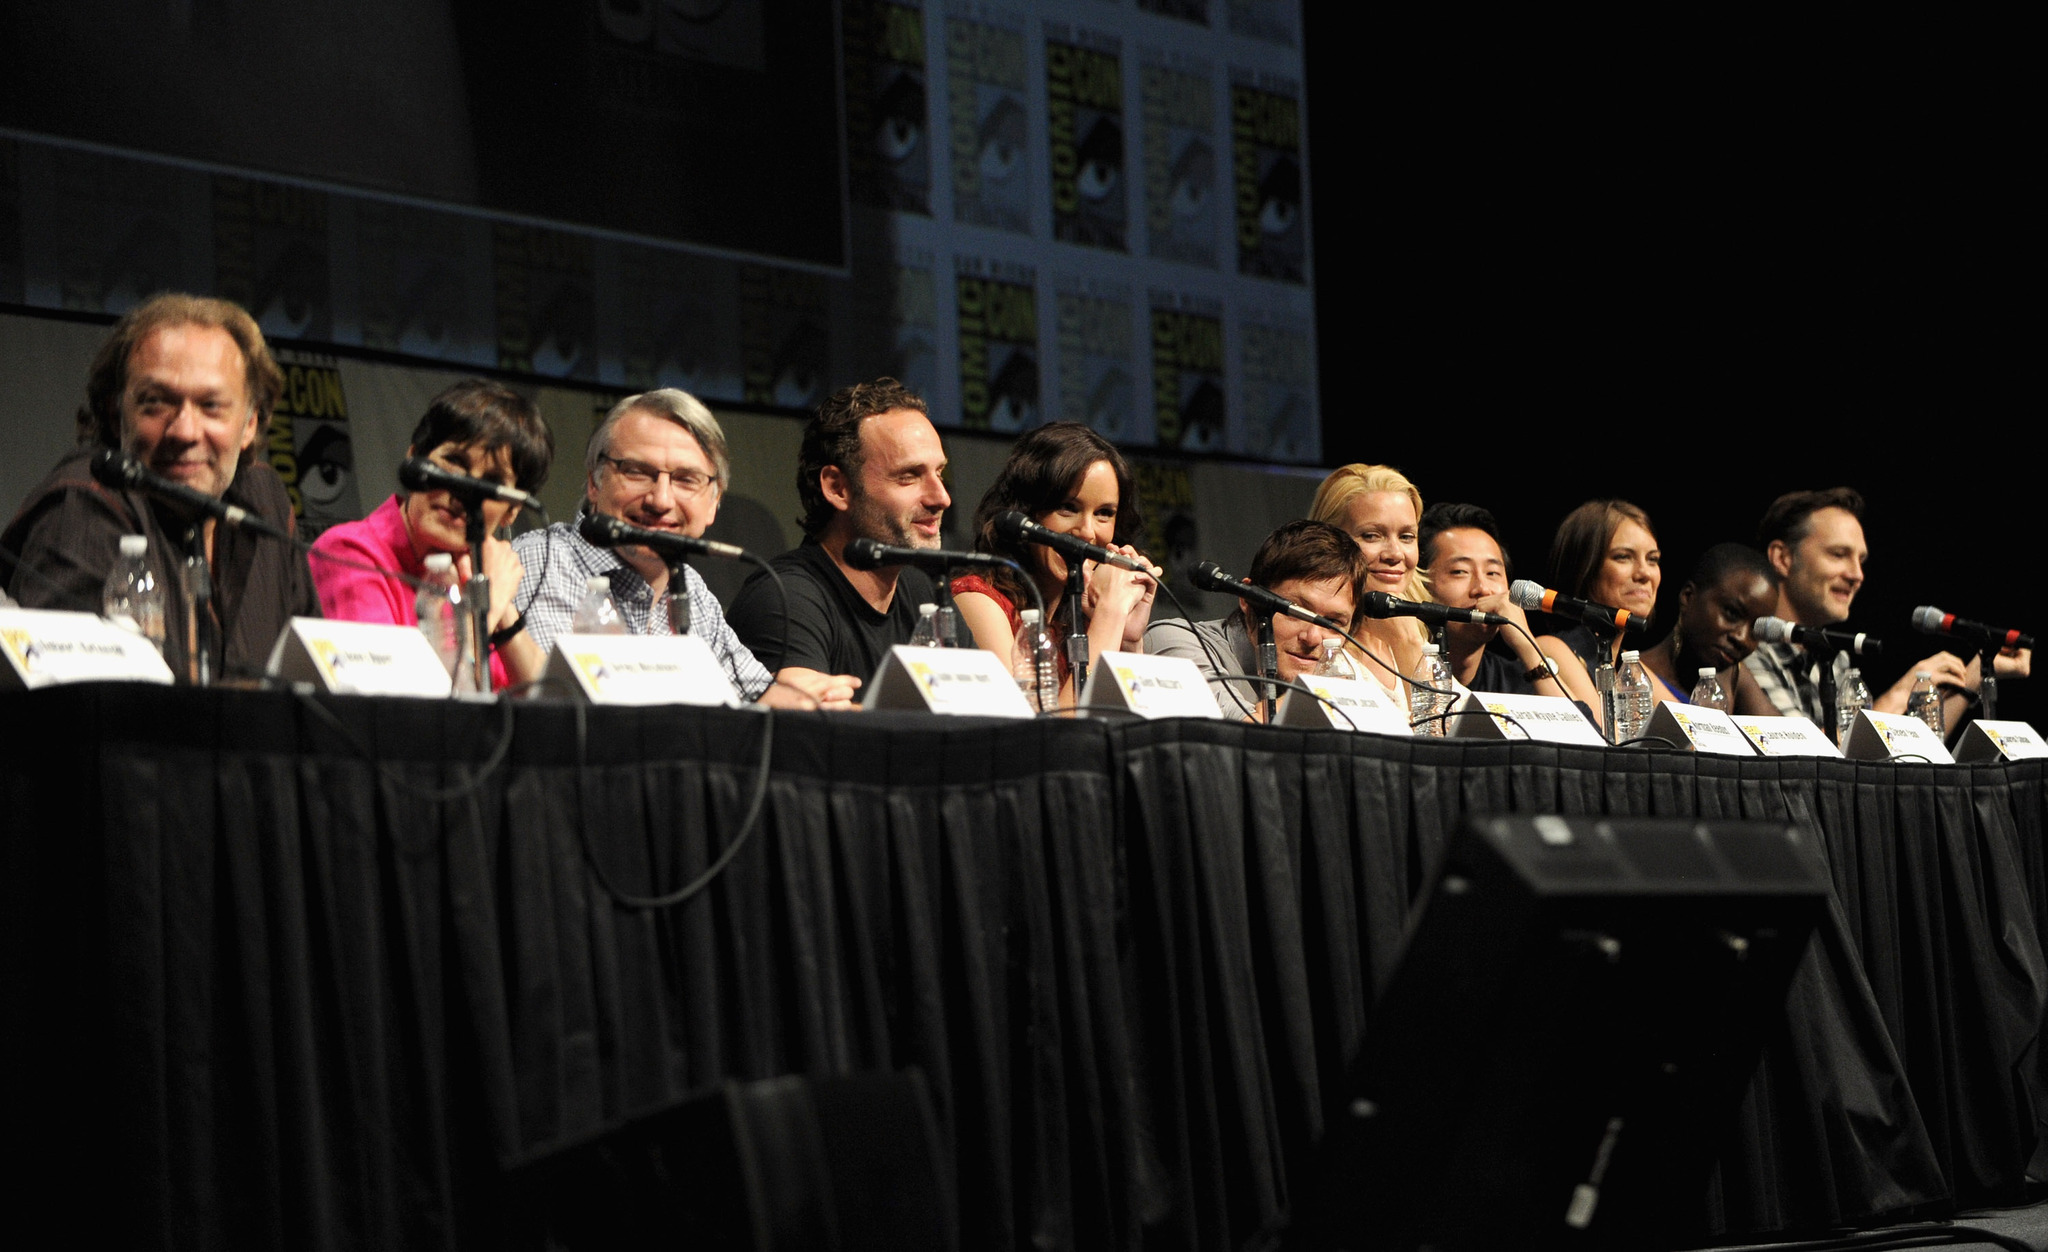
[1843,709,1955,764]
[266,618,455,697]
[1081,650,1223,720]
[1446,691,1606,746]
[1647,702,1758,756]
[1953,719,2048,763]
[1729,715,1843,757]
[0,608,175,689]
[547,633,740,706]
[1275,674,1411,735]
[861,645,1035,717]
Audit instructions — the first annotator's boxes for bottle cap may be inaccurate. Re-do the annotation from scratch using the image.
[1698,667,1715,679]
[1020,608,1041,625]
[424,552,454,572]
[1622,650,1641,663]
[917,602,937,616]
[1422,643,1439,655]
[1916,670,1932,680]
[584,576,610,593]
[118,534,147,557]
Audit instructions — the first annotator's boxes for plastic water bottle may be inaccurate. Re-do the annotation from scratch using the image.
[414,553,474,685]
[1688,666,1725,711]
[1312,638,1362,680]
[1836,667,1871,742]
[1611,650,1652,745]
[572,576,627,634]
[909,602,942,647]
[1907,670,1944,736]
[1407,643,1453,736]
[1012,608,1059,711]
[102,534,167,654]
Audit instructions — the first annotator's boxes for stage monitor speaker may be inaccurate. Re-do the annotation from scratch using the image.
[1288,815,1830,1252]
[511,1070,957,1252]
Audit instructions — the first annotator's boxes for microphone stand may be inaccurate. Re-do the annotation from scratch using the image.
[1587,620,1620,743]
[1257,612,1278,724]
[1810,637,1840,742]
[181,524,213,687]
[934,568,958,647]
[1978,640,2000,722]
[1065,564,1089,695]
[462,505,494,694]
[665,557,693,635]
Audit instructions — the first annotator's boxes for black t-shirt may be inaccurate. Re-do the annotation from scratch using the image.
[1469,645,1537,696]
[725,540,947,681]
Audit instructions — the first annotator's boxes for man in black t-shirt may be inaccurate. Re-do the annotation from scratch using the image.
[1418,502,1569,700]
[727,379,954,685]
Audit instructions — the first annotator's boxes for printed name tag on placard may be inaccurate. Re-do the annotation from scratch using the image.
[1954,719,2048,763]
[1729,715,1843,757]
[266,618,455,697]
[861,645,1035,717]
[1647,702,1757,756]
[1446,691,1606,746]
[1082,650,1223,720]
[1842,709,1955,764]
[547,633,740,706]
[0,608,175,689]
[1276,674,1411,735]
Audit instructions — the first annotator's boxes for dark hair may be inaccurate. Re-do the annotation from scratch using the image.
[1246,520,1370,624]
[1686,542,1775,593]
[407,379,554,492]
[81,292,284,466]
[796,378,928,539]
[1755,487,1865,550]
[972,422,1142,606]
[1418,502,1508,573]
[1549,499,1656,600]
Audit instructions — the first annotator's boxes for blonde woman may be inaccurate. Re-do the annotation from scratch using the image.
[1307,463,1431,696]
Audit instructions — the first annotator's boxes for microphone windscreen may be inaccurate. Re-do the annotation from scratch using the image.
[1911,606,1946,634]
[844,538,886,570]
[1190,561,1240,595]
[1753,616,1793,644]
[397,457,437,494]
[1508,580,1545,612]
[90,447,140,489]
[993,510,1029,544]
[578,512,627,548]
[1357,591,1399,620]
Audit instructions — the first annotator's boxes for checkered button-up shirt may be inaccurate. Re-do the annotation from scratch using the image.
[1742,640,1853,726]
[511,518,774,700]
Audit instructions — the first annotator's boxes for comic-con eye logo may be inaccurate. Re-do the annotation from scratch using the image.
[1,628,41,671]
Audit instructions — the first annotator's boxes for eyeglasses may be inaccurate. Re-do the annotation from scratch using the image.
[599,454,718,498]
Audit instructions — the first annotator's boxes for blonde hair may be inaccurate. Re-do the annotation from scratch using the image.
[1308,463,1433,610]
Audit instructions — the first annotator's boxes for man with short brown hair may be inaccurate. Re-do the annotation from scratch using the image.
[3,293,320,681]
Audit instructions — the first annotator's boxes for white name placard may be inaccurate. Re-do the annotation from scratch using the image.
[266,618,455,697]
[1447,691,1606,746]
[862,645,1035,718]
[0,608,175,689]
[1843,709,1954,764]
[1647,702,1758,756]
[1276,674,1411,735]
[1953,719,2048,763]
[1082,650,1223,720]
[1729,715,1843,757]
[547,633,740,706]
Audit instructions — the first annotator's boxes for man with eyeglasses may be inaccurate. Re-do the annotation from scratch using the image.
[513,389,860,709]
[726,378,958,682]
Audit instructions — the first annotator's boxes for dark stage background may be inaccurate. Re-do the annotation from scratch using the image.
[1306,16,2040,724]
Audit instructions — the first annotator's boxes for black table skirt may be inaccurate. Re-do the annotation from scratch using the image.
[3,685,2044,1249]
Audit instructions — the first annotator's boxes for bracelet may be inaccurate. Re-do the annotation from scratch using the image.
[488,611,526,648]
[1525,658,1558,683]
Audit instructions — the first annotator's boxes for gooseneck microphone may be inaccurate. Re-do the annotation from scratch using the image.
[1192,561,1347,630]
[1913,606,2033,653]
[1509,579,1645,636]
[994,510,1151,573]
[578,512,745,562]
[89,448,295,540]
[843,538,1010,572]
[1358,591,1509,627]
[398,458,548,514]
[1753,616,1882,656]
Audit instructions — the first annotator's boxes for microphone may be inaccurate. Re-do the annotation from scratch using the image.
[1192,561,1347,630]
[399,457,547,514]
[578,512,745,562]
[89,448,293,540]
[1913,605,2033,653]
[1358,591,1509,627]
[1509,579,1645,636]
[994,510,1150,573]
[843,538,1009,572]
[1753,616,1882,656]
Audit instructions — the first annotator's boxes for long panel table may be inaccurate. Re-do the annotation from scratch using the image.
[3,684,2043,1249]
